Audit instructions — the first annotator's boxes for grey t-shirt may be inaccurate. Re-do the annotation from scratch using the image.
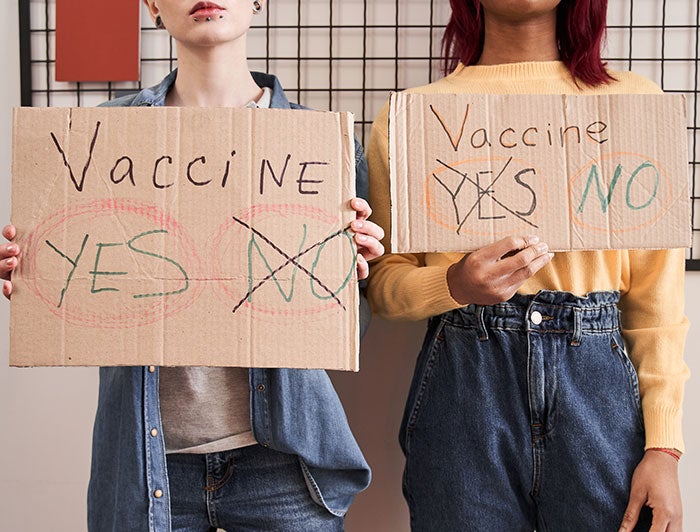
[158,87,272,454]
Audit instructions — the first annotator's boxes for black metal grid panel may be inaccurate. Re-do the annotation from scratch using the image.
[17,0,700,269]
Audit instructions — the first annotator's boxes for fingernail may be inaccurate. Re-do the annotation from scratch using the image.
[357,234,367,242]
[353,220,364,230]
[548,252,554,259]
[536,243,548,254]
[7,244,17,253]
[527,235,539,245]
[6,257,16,267]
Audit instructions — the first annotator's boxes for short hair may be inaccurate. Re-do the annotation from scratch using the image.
[441,0,614,86]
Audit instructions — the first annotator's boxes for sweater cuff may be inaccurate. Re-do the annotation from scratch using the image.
[643,405,685,454]
[418,265,466,315]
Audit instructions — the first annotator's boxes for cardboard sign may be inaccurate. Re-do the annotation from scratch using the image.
[389,92,691,253]
[11,107,359,369]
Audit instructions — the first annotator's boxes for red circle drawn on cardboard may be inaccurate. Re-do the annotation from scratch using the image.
[210,204,356,319]
[21,199,203,329]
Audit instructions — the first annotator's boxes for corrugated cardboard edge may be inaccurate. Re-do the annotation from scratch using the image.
[340,110,360,371]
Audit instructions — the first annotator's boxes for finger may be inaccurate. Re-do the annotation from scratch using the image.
[619,495,646,532]
[649,508,675,532]
[350,198,372,220]
[649,516,670,532]
[479,235,539,263]
[496,241,549,276]
[351,219,385,242]
[2,224,16,241]
[2,280,12,300]
[356,254,369,280]
[353,228,384,260]
[504,251,554,289]
[1,243,20,260]
[0,256,18,280]
[667,516,683,532]
[357,239,384,261]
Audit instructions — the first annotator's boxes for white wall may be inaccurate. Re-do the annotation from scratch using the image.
[1,4,699,531]
[0,8,97,532]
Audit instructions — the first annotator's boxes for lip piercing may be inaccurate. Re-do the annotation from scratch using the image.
[194,15,223,22]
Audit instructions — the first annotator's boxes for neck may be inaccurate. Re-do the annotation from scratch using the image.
[477,10,559,65]
[166,39,262,107]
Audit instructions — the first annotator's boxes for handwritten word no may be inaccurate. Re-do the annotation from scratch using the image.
[576,161,659,214]
[231,216,355,313]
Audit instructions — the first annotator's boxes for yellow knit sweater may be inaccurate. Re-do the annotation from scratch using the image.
[366,61,690,452]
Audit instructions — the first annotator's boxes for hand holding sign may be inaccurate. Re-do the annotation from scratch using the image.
[350,198,385,280]
[446,235,553,306]
[1,224,18,299]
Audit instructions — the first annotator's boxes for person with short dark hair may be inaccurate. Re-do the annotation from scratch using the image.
[1,1,384,530]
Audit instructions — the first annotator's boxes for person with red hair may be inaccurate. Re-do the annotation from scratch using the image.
[366,1,687,530]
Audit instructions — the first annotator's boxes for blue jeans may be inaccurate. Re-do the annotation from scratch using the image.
[400,291,652,531]
[165,445,344,532]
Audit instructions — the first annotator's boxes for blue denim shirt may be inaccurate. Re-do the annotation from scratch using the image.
[87,71,371,532]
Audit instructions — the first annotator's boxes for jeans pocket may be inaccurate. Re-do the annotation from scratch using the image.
[399,317,446,453]
[610,331,644,430]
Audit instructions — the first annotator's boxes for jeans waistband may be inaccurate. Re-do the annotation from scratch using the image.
[443,291,620,341]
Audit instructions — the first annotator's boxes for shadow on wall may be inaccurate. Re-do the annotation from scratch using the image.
[331,317,428,532]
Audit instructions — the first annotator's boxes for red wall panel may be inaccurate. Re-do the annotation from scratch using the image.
[56,0,141,82]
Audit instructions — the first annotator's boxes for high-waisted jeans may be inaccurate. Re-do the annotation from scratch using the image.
[165,445,344,532]
[400,291,652,531]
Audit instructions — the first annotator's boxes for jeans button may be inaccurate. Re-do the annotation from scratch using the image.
[530,311,543,325]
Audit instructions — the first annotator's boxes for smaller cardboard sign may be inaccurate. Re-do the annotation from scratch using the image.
[11,107,359,369]
[389,92,691,253]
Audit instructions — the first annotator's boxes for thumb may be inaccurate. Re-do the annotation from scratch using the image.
[619,491,646,532]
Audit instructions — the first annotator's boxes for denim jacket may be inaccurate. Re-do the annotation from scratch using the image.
[87,71,371,532]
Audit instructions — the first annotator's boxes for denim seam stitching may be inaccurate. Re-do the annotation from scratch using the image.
[405,321,445,435]
[611,337,645,430]
[297,458,345,517]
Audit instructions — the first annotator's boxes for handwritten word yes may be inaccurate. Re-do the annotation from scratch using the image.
[432,156,538,234]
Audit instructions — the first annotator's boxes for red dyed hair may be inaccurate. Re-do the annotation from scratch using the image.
[441,0,614,86]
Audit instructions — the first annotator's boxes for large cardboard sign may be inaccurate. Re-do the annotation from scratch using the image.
[389,92,691,253]
[11,107,359,369]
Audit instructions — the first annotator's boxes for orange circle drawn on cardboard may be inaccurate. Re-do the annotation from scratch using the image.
[423,156,548,238]
[568,152,673,234]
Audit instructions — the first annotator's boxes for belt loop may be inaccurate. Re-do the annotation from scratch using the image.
[477,306,489,341]
[571,307,582,346]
